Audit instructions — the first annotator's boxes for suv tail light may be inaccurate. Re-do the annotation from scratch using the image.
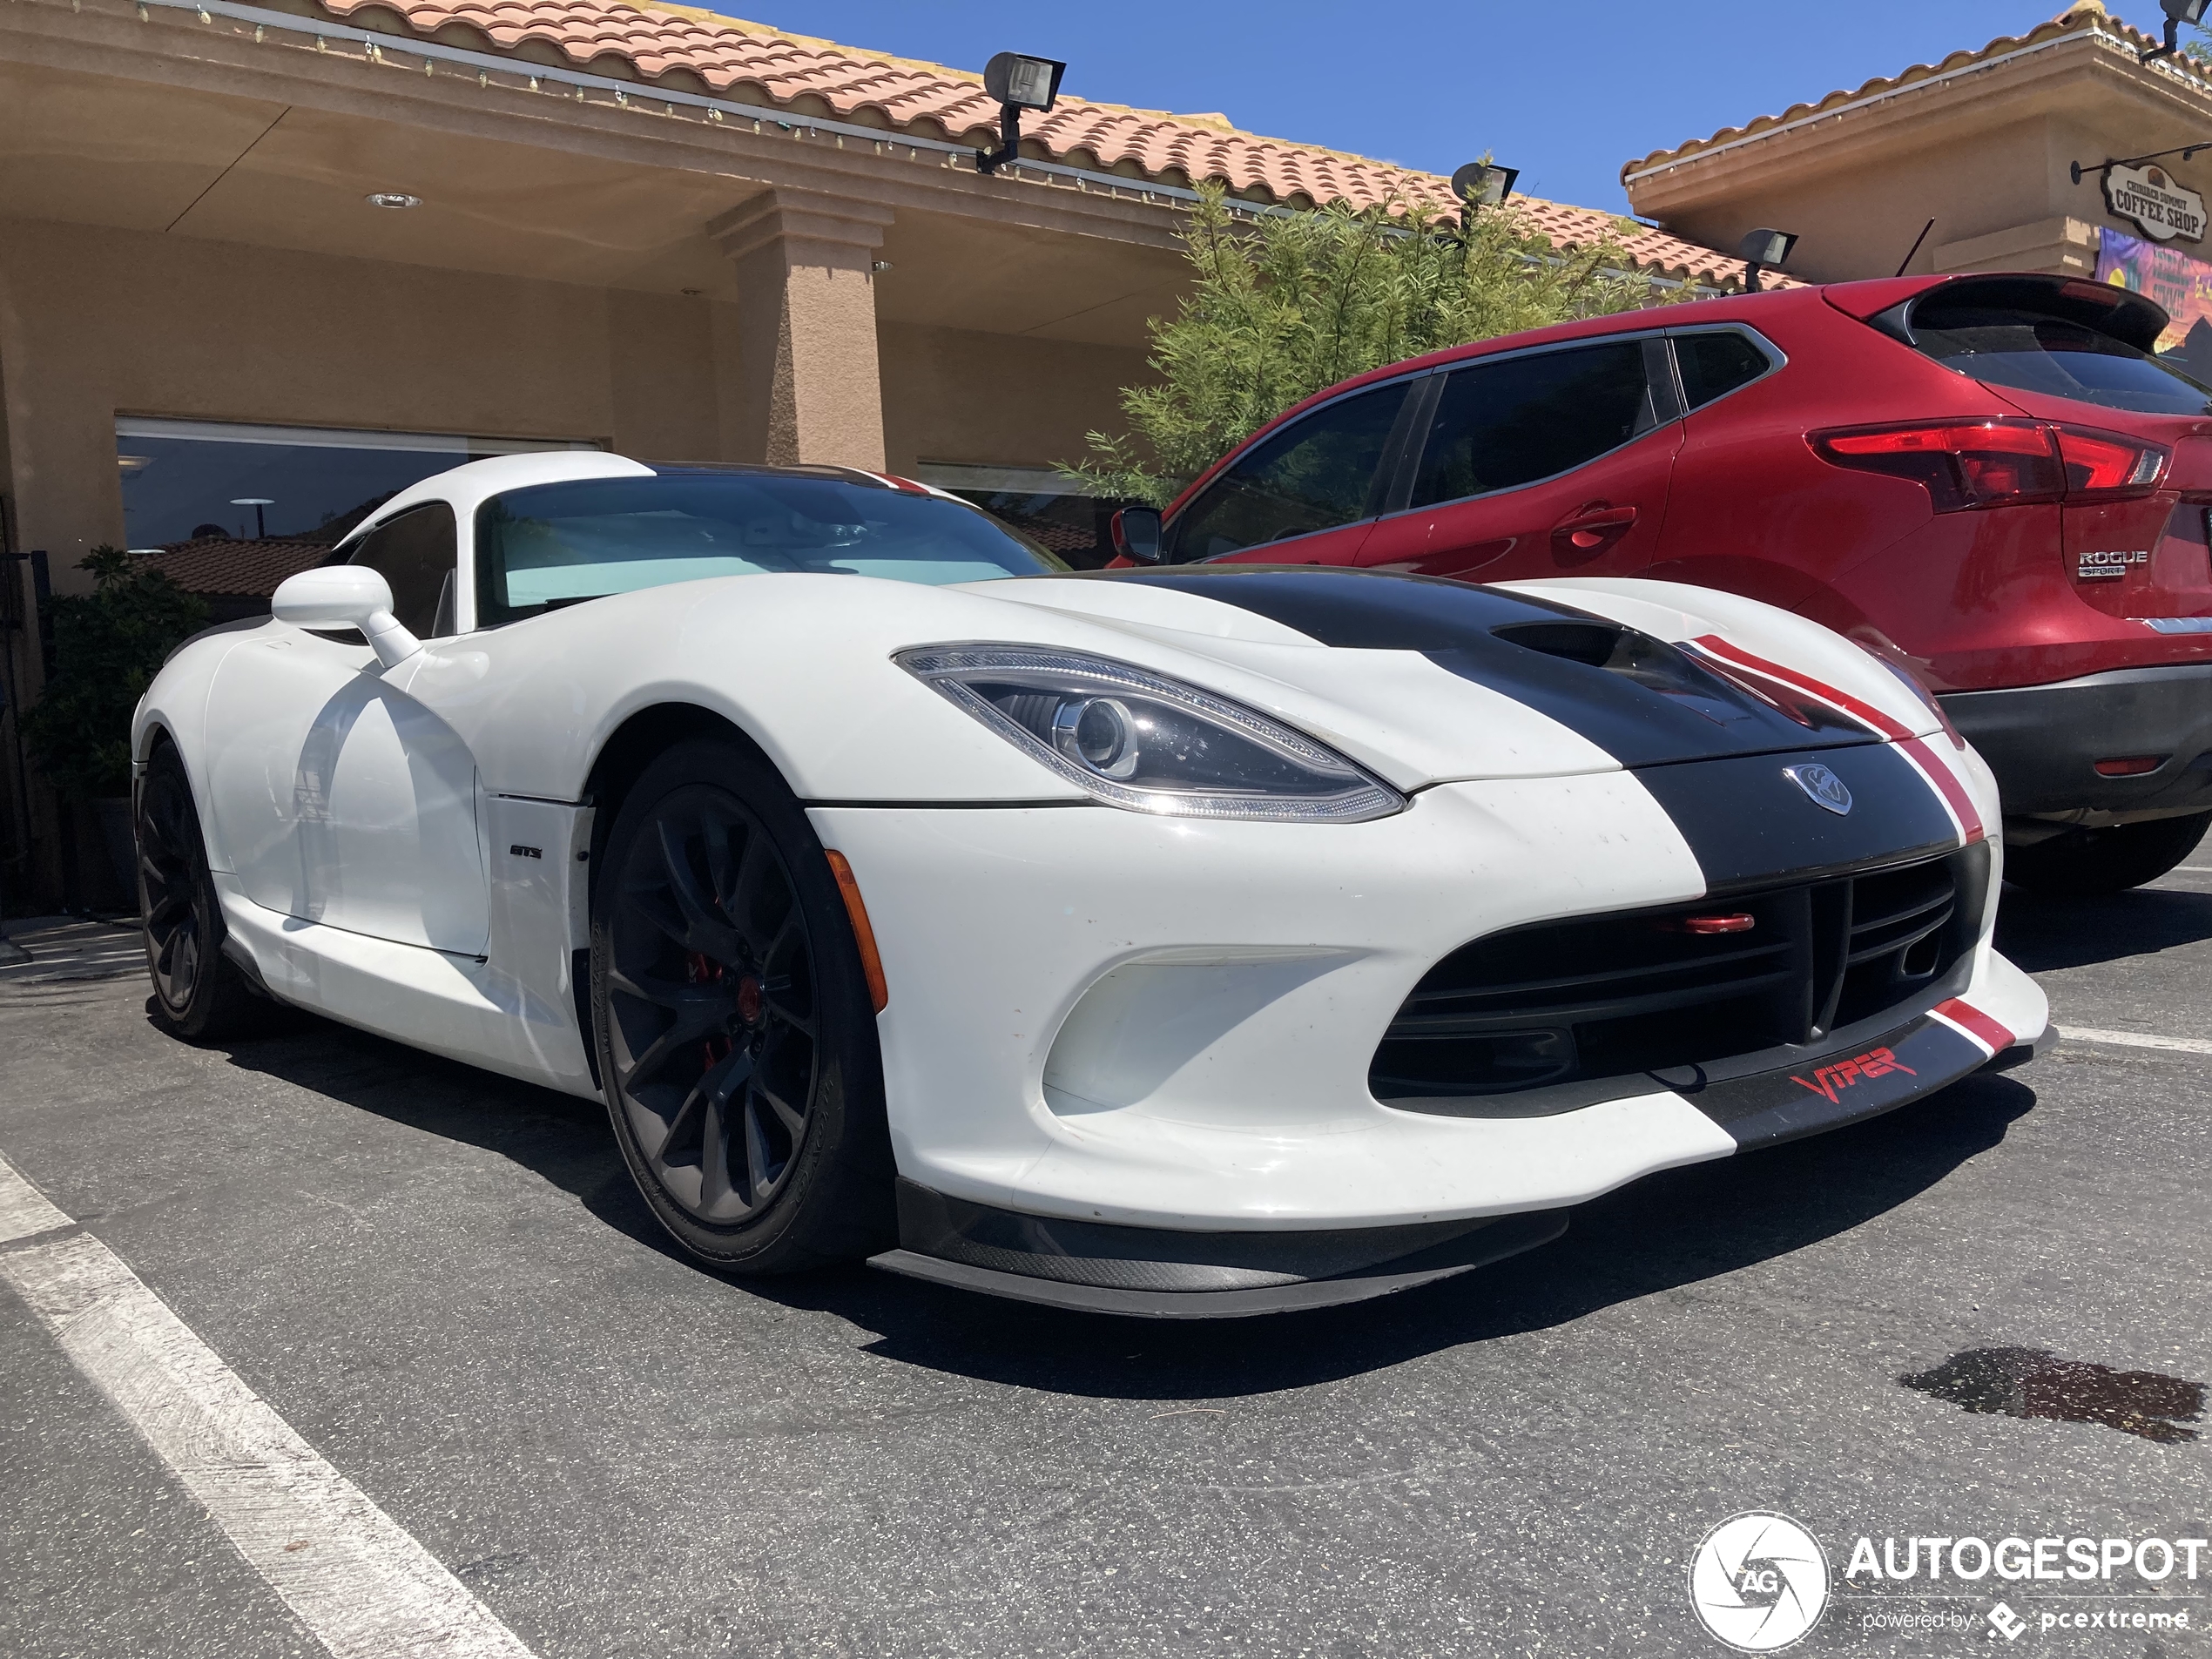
[1809,419,2167,512]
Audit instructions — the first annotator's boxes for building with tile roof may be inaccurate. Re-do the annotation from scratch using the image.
[314,0,1748,286]
[1622,2,2212,302]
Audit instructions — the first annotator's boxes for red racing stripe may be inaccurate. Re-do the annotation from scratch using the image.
[1934,996,2014,1055]
[1691,634,1909,737]
[1689,634,1984,844]
[1897,735,1986,844]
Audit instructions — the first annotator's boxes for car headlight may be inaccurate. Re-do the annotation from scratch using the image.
[895,644,1405,822]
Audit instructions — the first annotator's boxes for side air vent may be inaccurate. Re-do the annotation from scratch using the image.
[1371,846,1986,1106]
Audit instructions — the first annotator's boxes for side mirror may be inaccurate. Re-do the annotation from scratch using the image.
[1110,506,1164,566]
[272,566,421,670]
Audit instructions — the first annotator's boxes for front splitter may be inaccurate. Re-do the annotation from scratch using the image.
[867,1202,1568,1318]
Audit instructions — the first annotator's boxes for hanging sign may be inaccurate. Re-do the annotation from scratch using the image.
[2104,162,2206,242]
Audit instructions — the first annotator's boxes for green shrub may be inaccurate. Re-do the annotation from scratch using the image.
[24,547,209,799]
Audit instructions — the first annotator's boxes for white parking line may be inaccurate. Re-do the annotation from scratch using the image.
[0,1155,537,1659]
[2062,1027,2212,1056]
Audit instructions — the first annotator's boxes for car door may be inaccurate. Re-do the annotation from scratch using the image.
[203,500,489,955]
[1356,334,1684,581]
[1162,379,1415,566]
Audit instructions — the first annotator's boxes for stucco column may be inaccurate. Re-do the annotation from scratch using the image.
[710,189,895,470]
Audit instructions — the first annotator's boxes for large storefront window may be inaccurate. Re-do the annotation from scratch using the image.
[914,462,1139,570]
[116,418,599,550]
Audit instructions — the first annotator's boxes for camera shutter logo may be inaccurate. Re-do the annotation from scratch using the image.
[1688,1512,1831,1652]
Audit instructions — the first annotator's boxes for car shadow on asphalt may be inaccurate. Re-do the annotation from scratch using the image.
[180,999,678,1256]
[1995,884,2212,972]
[188,999,2036,1400]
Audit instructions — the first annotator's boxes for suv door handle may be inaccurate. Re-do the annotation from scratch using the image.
[1552,502,1637,553]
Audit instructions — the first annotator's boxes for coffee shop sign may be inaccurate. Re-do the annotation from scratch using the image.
[2104,162,2207,242]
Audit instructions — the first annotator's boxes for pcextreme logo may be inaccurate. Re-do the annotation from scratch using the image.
[1689,1512,1831,1652]
[1790,1046,1916,1103]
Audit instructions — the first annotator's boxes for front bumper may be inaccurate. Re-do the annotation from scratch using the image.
[1940,664,2212,824]
[811,769,2046,1258]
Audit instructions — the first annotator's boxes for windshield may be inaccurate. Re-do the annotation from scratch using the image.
[474,471,1066,625]
[1909,301,2212,416]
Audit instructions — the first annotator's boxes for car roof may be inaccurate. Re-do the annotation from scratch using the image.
[347,453,920,544]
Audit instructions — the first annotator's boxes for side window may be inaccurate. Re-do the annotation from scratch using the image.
[1676,331,1773,410]
[1168,382,1408,563]
[1410,341,1656,509]
[347,502,458,637]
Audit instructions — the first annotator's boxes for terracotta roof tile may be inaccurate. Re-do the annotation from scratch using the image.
[140,538,333,596]
[1623,3,2195,180]
[310,0,1750,285]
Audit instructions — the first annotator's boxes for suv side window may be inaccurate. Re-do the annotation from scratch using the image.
[347,502,458,637]
[1675,330,1773,410]
[1168,381,1409,563]
[1410,341,1656,509]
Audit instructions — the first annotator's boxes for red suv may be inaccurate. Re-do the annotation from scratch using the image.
[1111,273,2212,894]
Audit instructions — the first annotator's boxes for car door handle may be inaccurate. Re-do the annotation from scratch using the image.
[1552,502,1637,552]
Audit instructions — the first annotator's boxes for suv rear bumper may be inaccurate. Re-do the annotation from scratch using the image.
[1940,664,2212,823]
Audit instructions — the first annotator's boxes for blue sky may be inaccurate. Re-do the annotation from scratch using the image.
[706,3,2121,214]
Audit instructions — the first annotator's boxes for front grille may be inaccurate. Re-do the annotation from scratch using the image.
[1372,846,1986,1104]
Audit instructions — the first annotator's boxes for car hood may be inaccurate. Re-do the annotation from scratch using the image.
[968,567,1930,790]
[432,566,1948,806]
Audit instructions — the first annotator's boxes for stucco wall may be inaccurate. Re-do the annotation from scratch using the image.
[1645,117,2072,287]
[0,218,732,592]
[0,219,1154,595]
[878,320,1149,479]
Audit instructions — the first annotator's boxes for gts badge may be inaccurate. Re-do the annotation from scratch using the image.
[2078,549,2148,581]
[509,844,543,860]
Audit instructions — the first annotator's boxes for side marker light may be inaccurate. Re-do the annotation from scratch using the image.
[824,850,890,1011]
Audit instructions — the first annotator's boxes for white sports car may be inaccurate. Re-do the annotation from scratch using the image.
[133,452,2048,1316]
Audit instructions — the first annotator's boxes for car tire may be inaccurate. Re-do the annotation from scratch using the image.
[2003,810,2212,898]
[137,740,266,1042]
[591,734,896,1274]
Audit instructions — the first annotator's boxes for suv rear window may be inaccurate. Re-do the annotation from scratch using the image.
[1906,286,2212,416]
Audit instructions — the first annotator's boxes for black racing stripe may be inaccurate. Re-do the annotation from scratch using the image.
[1081,565,1871,767]
[1632,744,1959,892]
[1674,1013,1990,1150]
[1095,564,1580,647]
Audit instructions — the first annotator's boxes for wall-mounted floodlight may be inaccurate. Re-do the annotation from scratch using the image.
[1737,227,1798,293]
[1450,161,1520,212]
[2144,0,2209,64]
[975,52,1067,176]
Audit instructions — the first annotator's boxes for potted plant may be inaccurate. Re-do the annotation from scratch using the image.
[23,547,208,906]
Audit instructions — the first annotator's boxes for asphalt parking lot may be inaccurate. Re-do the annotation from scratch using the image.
[2,871,2208,1659]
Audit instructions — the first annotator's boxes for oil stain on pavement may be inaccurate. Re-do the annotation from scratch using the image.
[1901,1347,2205,1444]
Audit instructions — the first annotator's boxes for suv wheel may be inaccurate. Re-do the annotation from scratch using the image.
[2004,811,2212,898]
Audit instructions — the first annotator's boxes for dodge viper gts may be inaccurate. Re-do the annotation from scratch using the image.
[131,452,2048,1315]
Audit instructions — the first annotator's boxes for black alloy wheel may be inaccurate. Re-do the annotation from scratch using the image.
[593,737,894,1272]
[137,742,262,1041]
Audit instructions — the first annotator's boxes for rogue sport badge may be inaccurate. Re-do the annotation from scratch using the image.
[1783,763,1852,816]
